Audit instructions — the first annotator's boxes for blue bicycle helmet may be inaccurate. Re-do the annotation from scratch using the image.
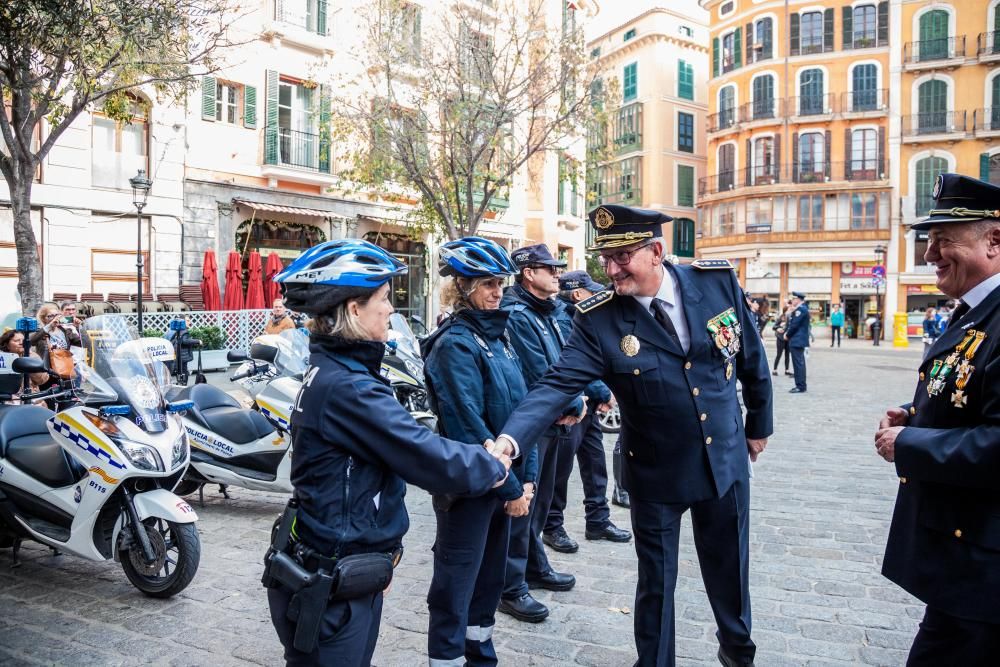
[274,240,407,315]
[438,237,517,278]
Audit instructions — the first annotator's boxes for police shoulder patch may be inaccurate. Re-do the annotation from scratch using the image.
[692,259,735,270]
[576,289,614,314]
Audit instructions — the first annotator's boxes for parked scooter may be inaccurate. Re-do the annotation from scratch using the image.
[382,314,436,431]
[0,316,200,598]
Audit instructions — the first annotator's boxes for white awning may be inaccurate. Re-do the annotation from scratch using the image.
[233,199,333,219]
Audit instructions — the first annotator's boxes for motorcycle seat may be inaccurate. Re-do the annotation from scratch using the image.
[174,384,275,445]
[0,405,87,488]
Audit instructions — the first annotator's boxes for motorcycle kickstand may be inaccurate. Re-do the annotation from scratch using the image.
[198,484,205,508]
[49,546,61,557]
[219,484,230,500]
[11,537,21,568]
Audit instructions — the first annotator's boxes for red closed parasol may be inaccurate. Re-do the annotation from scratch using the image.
[263,252,283,305]
[200,250,221,311]
[245,251,266,310]
[222,250,245,311]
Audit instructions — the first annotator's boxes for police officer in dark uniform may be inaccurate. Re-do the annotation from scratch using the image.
[874,174,1000,664]
[494,205,774,667]
[784,292,809,393]
[498,243,585,622]
[544,270,631,550]
[265,240,512,666]
[422,237,539,666]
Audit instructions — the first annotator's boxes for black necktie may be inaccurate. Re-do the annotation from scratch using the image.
[651,298,680,346]
[947,301,969,330]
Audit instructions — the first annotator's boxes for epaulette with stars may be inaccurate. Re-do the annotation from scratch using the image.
[576,289,614,314]
[691,259,735,270]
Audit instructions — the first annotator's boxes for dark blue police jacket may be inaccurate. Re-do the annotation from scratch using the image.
[501,263,774,505]
[290,334,507,557]
[883,282,1000,624]
[785,303,810,348]
[422,308,539,502]
[501,285,585,437]
[555,296,613,405]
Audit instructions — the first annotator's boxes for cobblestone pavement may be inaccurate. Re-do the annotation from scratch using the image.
[0,339,927,666]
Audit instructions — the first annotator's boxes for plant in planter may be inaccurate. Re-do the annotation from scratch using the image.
[187,326,225,350]
[142,328,164,339]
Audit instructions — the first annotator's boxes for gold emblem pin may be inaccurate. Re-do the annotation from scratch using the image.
[595,207,615,230]
[620,334,640,357]
[725,361,734,381]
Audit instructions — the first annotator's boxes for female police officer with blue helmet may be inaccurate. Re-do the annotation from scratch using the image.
[266,239,512,666]
[422,237,538,666]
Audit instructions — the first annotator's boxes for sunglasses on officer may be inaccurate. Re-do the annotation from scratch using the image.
[526,264,560,275]
[597,241,655,268]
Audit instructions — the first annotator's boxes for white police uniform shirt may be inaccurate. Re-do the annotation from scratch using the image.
[636,266,691,354]
[960,272,1000,310]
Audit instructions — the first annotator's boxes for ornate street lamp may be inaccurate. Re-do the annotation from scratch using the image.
[129,169,152,333]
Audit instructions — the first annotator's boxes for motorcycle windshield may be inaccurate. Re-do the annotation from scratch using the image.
[274,329,309,377]
[388,314,420,361]
[79,316,172,433]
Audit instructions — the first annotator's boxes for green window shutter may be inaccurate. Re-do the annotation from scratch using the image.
[823,8,834,52]
[790,14,800,56]
[317,0,327,36]
[842,7,853,49]
[678,165,694,207]
[202,76,217,121]
[623,63,637,101]
[678,61,693,100]
[916,157,946,215]
[982,153,991,182]
[319,84,332,173]
[713,37,720,77]
[877,2,888,46]
[264,70,279,165]
[243,85,257,128]
[745,22,754,63]
[733,28,742,68]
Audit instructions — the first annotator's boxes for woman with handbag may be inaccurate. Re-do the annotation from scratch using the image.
[772,302,792,377]
[267,240,513,666]
[29,304,81,408]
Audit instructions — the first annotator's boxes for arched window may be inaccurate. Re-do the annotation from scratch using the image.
[673,218,695,258]
[752,75,775,119]
[753,136,775,184]
[718,144,735,190]
[991,75,1000,131]
[852,5,877,48]
[719,86,736,128]
[918,10,950,61]
[915,156,948,215]
[799,69,824,115]
[754,18,773,61]
[991,4,1000,54]
[798,132,824,182]
[851,64,879,111]
[917,79,948,133]
[91,94,148,189]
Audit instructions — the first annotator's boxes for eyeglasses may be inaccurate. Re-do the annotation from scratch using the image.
[598,242,654,268]
[44,313,60,320]
[527,265,559,275]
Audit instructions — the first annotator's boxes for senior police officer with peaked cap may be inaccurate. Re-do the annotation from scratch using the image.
[493,204,774,667]
[875,173,1000,664]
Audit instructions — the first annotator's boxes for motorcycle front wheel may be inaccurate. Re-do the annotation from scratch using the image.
[120,518,200,598]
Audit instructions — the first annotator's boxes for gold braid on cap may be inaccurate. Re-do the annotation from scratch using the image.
[928,207,1000,219]
[589,231,655,250]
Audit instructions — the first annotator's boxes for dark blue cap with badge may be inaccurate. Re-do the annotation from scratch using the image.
[911,173,1000,231]
[791,291,806,300]
[588,204,673,250]
[510,243,567,270]
[559,270,605,293]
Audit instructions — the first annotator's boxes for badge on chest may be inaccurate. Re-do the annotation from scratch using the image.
[926,329,987,407]
[707,307,741,379]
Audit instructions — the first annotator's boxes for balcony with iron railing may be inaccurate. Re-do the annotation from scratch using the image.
[698,161,887,197]
[738,99,777,124]
[595,187,642,207]
[977,31,1000,61]
[972,108,1000,136]
[840,89,888,116]
[901,111,968,141]
[706,108,738,133]
[612,102,643,154]
[262,126,333,184]
[786,93,836,119]
[903,36,966,68]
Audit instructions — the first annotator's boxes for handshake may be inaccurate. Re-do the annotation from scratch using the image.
[484,436,514,488]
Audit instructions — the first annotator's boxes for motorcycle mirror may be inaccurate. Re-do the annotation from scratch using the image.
[227,350,248,362]
[11,356,46,375]
[166,400,194,413]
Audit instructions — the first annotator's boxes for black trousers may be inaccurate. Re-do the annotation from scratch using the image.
[631,478,754,667]
[907,606,1000,666]
[504,436,554,598]
[526,433,569,580]
[789,346,807,390]
[773,338,789,372]
[268,586,383,667]
[829,325,841,347]
[545,411,611,534]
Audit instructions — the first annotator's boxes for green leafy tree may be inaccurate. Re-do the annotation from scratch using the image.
[0,0,240,315]
[332,0,599,240]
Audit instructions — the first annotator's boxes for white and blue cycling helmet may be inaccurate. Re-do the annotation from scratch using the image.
[438,237,517,278]
[274,239,407,315]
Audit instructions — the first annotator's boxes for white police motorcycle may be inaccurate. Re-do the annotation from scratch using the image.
[0,317,200,597]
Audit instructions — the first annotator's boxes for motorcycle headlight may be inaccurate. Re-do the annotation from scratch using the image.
[116,440,164,472]
[171,433,188,470]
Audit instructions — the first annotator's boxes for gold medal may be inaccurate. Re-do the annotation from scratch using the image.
[725,361,733,381]
[951,390,967,408]
[620,335,640,357]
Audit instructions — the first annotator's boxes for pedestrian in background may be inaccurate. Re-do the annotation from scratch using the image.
[772,302,792,377]
[921,307,939,359]
[829,304,844,348]
[874,173,1000,663]
[265,298,296,334]
[754,297,770,335]
[784,292,810,393]
[422,237,536,666]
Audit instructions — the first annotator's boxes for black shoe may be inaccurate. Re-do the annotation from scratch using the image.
[542,527,579,553]
[784,370,793,376]
[612,487,630,508]
[527,570,576,592]
[498,593,549,623]
[771,369,778,376]
[789,387,806,393]
[585,522,632,543]
[717,647,755,667]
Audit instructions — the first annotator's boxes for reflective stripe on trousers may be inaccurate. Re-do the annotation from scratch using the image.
[466,624,494,642]
[429,657,465,667]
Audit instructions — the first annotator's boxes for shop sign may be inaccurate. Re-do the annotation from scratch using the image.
[746,223,772,233]
[907,284,943,295]
[840,277,877,294]
[841,261,878,277]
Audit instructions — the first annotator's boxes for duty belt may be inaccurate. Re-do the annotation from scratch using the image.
[294,542,404,573]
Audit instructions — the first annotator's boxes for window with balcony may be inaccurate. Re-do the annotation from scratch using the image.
[799,68,825,115]
[917,79,948,134]
[718,143,735,191]
[798,194,824,231]
[277,0,326,35]
[800,12,824,54]
[990,75,1000,130]
[678,112,694,153]
[850,129,878,178]
[753,18,773,62]
[752,75,775,119]
[721,30,741,73]
[623,62,637,102]
[851,193,878,229]
[797,132,825,183]
[753,137,774,184]
[719,85,736,129]
[851,64,879,111]
[677,165,694,207]
[918,10,949,61]
[618,158,639,202]
[915,156,947,215]
[92,96,148,189]
[678,60,694,100]
[851,5,877,49]
[277,80,318,169]
[614,103,642,152]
